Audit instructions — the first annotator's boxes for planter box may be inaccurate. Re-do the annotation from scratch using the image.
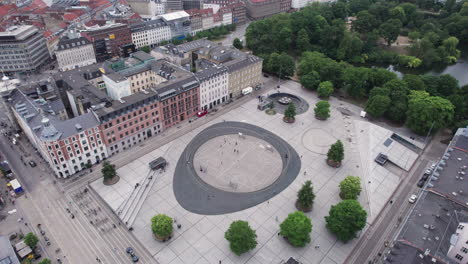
[283,117,295,123]
[326,159,341,168]
[295,200,312,212]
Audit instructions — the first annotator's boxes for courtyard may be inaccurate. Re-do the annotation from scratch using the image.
[91,80,420,264]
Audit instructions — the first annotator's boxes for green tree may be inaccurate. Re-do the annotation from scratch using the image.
[265,53,295,79]
[339,176,362,200]
[38,259,52,264]
[151,214,173,239]
[224,220,257,255]
[314,101,331,120]
[325,200,367,242]
[403,74,426,91]
[101,161,116,181]
[24,232,39,249]
[279,211,312,247]
[300,71,320,90]
[343,67,369,98]
[139,46,151,53]
[406,91,455,135]
[337,32,364,62]
[284,102,296,120]
[379,19,403,46]
[327,140,344,163]
[365,95,391,118]
[296,28,311,54]
[317,81,334,98]
[383,79,409,122]
[233,38,243,49]
[438,37,460,64]
[297,180,315,210]
[353,11,378,34]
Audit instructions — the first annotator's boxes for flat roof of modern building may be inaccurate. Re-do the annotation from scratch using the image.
[160,11,190,21]
[0,25,38,41]
[0,236,21,264]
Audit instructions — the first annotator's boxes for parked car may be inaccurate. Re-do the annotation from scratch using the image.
[424,168,432,175]
[28,160,37,167]
[263,74,269,78]
[408,194,417,204]
[197,110,208,117]
[417,179,425,188]
[422,174,429,181]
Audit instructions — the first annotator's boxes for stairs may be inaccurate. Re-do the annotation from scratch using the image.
[116,169,160,227]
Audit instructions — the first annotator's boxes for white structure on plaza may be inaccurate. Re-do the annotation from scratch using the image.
[291,0,313,9]
[130,19,172,48]
[195,64,229,110]
[55,36,97,71]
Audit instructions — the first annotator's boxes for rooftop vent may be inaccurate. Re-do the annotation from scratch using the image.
[75,123,82,131]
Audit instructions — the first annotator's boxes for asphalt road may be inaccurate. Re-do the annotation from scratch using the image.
[346,133,448,264]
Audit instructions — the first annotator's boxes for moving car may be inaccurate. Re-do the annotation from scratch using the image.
[408,194,417,204]
[28,160,37,167]
[197,110,208,117]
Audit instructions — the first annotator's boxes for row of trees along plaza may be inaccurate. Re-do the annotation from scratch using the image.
[245,0,468,135]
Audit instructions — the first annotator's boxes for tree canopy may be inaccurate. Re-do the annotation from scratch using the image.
[225,220,257,255]
[297,180,315,210]
[233,38,243,49]
[284,102,297,119]
[339,176,362,200]
[38,259,52,264]
[315,101,331,120]
[327,140,344,163]
[151,214,173,239]
[102,161,116,181]
[325,200,367,242]
[317,81,334,98]
[280,211,312,247]
[24,232,39,249]
[406,91,455,135]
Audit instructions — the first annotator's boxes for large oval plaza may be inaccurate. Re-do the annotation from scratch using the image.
[91,81,419,264]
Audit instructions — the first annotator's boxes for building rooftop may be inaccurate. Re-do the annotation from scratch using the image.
[129,18,167,33]
[56,36,92,51]
[392,127,468,264]
[385,240,447,264]
[428,129,468,206]
[160,11,190,21]
[397,191,468,263]
[0,25,37,41]
[0,236,20,264]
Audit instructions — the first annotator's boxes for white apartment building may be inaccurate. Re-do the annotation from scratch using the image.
[128,0,166,18]
[130,19,171,48]
[221,11,232,25]
[195,65,229,110]
[202,14,214,30]
[55,37,96,71]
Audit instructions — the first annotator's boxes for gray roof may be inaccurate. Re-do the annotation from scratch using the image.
[385,241,447,264]
[194,63,228,81]
[177,39,216,53]
[9,87,99,142]
[397,191,468,263]
[130,19,168,33]
[0,236,20,264]
[427,129,468,205]
[56,36,92,51]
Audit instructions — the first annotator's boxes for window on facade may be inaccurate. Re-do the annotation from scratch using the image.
[455,254,463,261]
[461,247,468,253]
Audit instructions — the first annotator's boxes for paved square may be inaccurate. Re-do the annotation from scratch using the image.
[193,134,282,193]
[92,80,421,264]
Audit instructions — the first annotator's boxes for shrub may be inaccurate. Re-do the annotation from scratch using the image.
[339,176,362,200]
[314,101,331,120]
[151,214,173,239]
